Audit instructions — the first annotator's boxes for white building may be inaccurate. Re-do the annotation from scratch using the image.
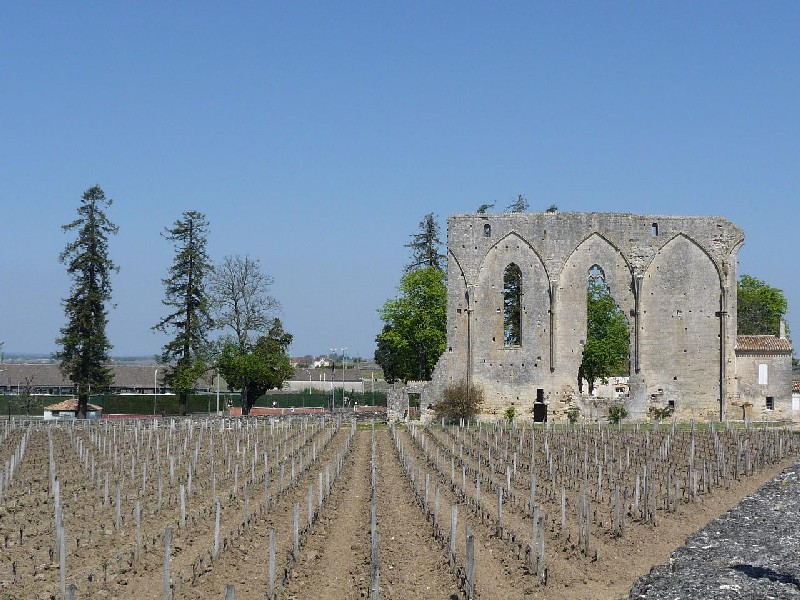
[44,399,103,420]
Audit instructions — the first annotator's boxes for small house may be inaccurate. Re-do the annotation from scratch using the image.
[44,399,103,421]
[734,333,794,420]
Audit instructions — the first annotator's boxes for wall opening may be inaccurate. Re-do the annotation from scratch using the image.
[484,224,491,237]
[533,397,547,422]
[651,223,658,236]
[503,263,522,346]
[578,264,630,394]
[766,396,774,411]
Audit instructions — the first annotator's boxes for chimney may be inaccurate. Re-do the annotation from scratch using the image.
[779,319,786,339]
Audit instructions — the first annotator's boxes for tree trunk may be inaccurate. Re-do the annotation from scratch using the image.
[179,391,187,416]
[77,391,88,419]
[241,385,250,416]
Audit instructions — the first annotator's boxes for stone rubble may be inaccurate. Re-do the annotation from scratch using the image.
[629,459,800,599]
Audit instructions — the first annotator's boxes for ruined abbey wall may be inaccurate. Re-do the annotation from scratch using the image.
[423,212,744,422]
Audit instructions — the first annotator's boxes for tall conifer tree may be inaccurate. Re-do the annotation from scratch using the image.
[404,213,445,272]
[154,211,212,415]
[56,185,118,418]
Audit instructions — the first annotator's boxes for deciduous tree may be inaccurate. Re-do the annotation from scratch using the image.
[210,256,285,414]
[375,267,446,382]
[737,274,789,336]
[210,255,279,350]
[579,277,629,394]
[217,318,294,415]
[434,380,485,424]
[154,211,212,416]
[374,326,402,384]
[56,185,118,418]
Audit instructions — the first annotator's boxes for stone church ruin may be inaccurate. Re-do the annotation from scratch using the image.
[422,211,756,422]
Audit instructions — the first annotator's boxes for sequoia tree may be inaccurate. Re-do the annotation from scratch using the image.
[154,211,212,416]
[56,185,118,418]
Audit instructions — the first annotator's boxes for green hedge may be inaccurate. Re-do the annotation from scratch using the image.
[95,393,241,415]
[255,390,387,409]
[1,389,386,416]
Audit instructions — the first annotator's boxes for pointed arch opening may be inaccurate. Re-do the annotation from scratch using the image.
[579,264,630,394]
[503,263,522,346]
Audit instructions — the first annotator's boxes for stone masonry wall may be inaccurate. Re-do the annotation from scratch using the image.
[423,212,744,422]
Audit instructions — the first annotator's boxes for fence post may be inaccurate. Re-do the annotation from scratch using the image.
[163,526,172,600]
[449,504,458,563]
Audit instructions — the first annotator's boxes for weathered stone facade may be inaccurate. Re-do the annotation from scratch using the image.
[423,212,746,422]
[734,335,794,421]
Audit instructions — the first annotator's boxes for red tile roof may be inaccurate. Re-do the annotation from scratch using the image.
[44,399,103,412]
[735,335,792,352]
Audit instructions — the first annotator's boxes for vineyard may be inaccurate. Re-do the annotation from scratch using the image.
[0,416,797,600]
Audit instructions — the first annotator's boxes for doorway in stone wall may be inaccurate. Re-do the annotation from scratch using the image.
[533,388,547,422]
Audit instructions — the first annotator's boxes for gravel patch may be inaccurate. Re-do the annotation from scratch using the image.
[629,460,800,599]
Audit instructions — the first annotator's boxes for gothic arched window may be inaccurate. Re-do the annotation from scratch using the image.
[503,263,522,346]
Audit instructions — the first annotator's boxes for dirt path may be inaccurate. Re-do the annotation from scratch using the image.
[284,428,372,599]
[376,429,462,600]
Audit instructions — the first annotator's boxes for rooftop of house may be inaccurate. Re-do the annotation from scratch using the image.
[735,335,793,353]
[44,398,103,412]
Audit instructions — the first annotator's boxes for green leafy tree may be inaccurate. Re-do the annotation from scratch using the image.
[579,277,629,394]
[209,255,283,412]
[217,318,294,415]
[545,204,558,213]
[435,380,485,424]
[375,267,446,382]
[405,213,445,272]
[56,185,118,418]
[506,193,529,213]
[374,326,402,384]
[608,404,628,424]
[154,211,213,416]
[476,203,495,214]
[737,274,789,336]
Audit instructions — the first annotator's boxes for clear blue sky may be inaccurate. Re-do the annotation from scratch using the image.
[1,2,798,359]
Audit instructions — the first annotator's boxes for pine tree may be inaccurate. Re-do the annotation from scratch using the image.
[154,211,212,416]
[405,213,445,272]
[56,185,118,418]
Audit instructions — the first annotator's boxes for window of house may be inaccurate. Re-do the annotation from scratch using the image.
[758,363,768,385]
[503,263,522,346]
[766,396,774,411]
